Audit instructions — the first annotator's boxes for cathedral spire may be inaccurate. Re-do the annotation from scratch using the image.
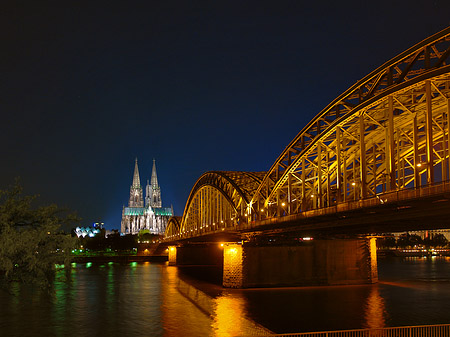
[132,157,141,188]
[151,158,159,189]
[129,158,143,208]
[149,159,162,208]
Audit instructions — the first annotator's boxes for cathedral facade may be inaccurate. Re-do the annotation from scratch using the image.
[121,159,173,235]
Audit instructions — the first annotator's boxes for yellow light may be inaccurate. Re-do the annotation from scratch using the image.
[352,182,356,186]
[311,194,314,198]
[220,243,224,247]
[417,163,422,167]
[244,214,247,217]
[281,202,286,207]
[261,209,264,212]
[170,247,175,251]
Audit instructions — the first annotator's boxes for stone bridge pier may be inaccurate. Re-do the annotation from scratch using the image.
[168,238,378,288]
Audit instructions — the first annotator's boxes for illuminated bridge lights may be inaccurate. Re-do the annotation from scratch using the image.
[164,27,450,242]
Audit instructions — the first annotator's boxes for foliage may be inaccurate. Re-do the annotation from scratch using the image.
[138,229,158,242]
[423,233,448,247]
[0,182,77,288]
[379,232,449,249]
[77,232,138,252]
[377,236,396,248]
[396,234,422,248]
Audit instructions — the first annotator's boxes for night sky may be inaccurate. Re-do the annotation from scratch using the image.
[1,1,449,231]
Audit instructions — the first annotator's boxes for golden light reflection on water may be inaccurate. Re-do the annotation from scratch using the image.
[160,266,270,336]
[364,285,387,329]
[161,266,214,336]
[213,294,246,336]
[212,293,270,336]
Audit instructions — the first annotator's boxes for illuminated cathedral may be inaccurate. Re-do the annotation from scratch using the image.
[121,158,173,235]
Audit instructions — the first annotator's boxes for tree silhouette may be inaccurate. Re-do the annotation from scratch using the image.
[0,182,77,288]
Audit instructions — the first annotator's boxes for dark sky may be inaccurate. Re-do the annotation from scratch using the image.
[1,1,449,230]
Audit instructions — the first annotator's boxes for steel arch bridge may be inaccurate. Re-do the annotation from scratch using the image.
[165,27,450,240]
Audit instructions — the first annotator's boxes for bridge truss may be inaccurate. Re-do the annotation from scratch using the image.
[166,27,450,240]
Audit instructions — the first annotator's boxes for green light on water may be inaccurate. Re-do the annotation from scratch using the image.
[71,262,77,267]
[130,262,138,267]
[108,261,114,266]
[86,262,92,268]
[55,264,65,269]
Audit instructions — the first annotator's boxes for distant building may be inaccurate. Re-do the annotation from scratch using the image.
[73,222,106,238]
[93,222,104,229]
[121,158,173,235]
[74,226,102,238]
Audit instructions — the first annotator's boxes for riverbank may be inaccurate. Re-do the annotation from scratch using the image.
[73,255,168,263]
[377,248,450,257]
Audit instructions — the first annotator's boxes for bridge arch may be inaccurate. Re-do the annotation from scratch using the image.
[250,26,450,218]
[165,216,182,239]
[166,27,450,240]
[173,171,265,237]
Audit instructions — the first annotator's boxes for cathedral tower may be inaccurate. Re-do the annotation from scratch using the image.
[146,159,162,208]
[129,158,144,208]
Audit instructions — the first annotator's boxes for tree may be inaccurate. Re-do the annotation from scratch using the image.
[377,235,396,248]
[424,233,449,248]
[0,182,77,288]
[138,229,158,242]
[431,233,448,247]
[397,233,422,248]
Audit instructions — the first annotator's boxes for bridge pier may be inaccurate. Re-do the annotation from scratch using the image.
[167,244,223,266]
[223,238,377,288]
[168,246,177,266]
[169,238,377,288]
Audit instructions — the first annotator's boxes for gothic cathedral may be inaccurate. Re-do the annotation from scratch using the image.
[121,158,173,235]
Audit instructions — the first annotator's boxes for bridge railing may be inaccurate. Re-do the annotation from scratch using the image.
[261,323,450,337]
[239,179,450,231]
[380,180,450,204]
[302,179,450,219]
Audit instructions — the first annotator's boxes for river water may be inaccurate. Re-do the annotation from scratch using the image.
[1,257,450,336]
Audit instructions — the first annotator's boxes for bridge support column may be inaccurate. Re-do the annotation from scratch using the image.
[222,238,378,288]
[223,244,244,288]
[426,80,434,184]
[168,246,177,266]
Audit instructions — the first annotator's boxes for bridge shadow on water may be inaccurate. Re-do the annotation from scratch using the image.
[177,265,223,287]
[170,257,450,334]
[173,264,388,334]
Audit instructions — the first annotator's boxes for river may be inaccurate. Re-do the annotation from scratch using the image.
[1,257,450,336]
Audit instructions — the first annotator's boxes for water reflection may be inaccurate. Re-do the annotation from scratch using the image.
[1,258,450,336]
[364,285,387,329]
[212,293,271,336]
[161,266,213,336]
[213,294,246,335]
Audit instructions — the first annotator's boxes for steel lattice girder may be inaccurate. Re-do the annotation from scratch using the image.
[167,26,450,239]
[251,26,450,212]
[165,216,182,239]
[178,171,265,234]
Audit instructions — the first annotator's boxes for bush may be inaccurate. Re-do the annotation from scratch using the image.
[0,183,77,288]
